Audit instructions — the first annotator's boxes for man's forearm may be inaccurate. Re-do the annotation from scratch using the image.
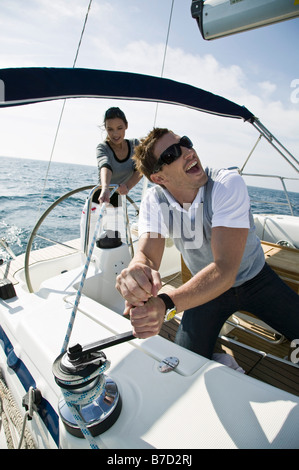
[168,226,248,313]
[169,261,236,313]
[128,250,157,271]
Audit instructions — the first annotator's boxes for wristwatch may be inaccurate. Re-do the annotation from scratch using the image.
[158,293,177,322]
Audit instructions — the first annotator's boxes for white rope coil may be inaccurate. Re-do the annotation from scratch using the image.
[61,361,108,407]
[0,371,36,449]
[60,361,109,449]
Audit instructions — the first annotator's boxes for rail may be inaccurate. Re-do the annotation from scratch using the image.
[241,173,298,216]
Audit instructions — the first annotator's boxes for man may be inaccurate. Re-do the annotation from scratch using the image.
[116,128,299,359]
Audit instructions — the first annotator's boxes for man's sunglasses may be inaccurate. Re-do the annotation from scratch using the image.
[152,136,193,174]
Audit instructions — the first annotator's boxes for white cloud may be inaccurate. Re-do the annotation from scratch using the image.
[258,80,277,98]
[0,0,298,191]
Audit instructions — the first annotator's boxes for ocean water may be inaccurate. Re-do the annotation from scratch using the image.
[1,156,298,261]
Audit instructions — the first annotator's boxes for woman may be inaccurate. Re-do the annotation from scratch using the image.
[80,107,141,251]
[95,107,142,206]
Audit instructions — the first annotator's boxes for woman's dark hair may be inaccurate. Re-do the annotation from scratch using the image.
[103,107,128,126]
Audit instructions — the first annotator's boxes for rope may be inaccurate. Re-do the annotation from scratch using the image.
[61,185,117,353]
[59,186,117,448]
[0,371,36,449]
[60,361,109,449]
[61,195,108,353]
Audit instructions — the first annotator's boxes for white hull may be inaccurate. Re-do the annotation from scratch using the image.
[254,214,299,248]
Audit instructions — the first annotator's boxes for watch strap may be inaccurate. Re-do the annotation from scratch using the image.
[158,293,175,311]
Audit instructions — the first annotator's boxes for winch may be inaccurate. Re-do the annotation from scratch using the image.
[52,331,134,439]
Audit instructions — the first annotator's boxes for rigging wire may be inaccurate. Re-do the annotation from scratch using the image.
[37,0,93,217]
[153,0,175,127]
[39,0,174,208]
[143,0,175,199]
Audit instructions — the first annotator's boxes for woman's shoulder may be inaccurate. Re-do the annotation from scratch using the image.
[96,140,110,150]
[96,140,113,159]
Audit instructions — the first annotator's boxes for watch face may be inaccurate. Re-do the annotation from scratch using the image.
[165,308,176,321]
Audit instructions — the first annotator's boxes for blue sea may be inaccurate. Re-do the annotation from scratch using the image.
[1,156,298,261]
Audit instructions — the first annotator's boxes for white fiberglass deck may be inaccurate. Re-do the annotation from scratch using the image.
[1,266,299,449]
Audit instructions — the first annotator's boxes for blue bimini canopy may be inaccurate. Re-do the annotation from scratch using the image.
[0,67,255,122]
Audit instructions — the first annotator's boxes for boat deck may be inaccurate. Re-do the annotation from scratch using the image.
[1,239,299,398]
[159,271,299,397]
[0,239,81,286]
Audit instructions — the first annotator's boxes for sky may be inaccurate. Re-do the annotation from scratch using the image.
[0,0,299,191]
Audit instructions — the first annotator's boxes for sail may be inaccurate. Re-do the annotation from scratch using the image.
[0,67,254,122]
